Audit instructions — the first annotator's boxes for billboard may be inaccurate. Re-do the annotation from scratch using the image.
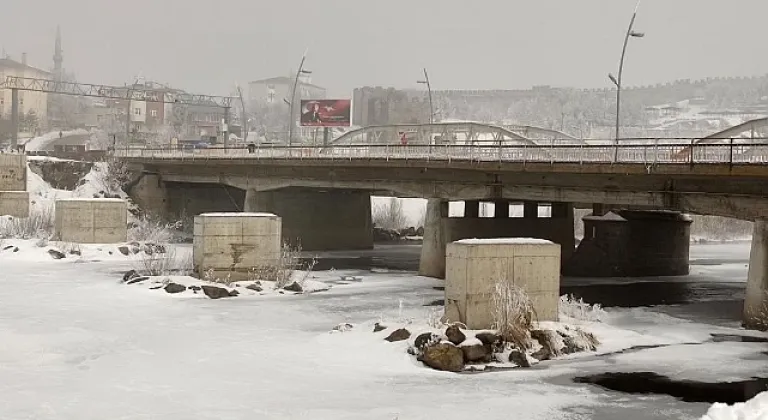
[300,99,352,127]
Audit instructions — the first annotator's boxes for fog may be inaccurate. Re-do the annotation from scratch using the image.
[2,0,768,95]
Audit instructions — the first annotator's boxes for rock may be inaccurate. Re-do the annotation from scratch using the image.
[416,226,425,236]
[13,247,19,253]
[126,276,150,285]
[531,330,565,358]
[164,283,187,294]
[189,285,202,294]
[131,246,141,254]
[563,329,600,354]
[228,289,240,297]
[461,343,490,363]
[143,244,155,255]
[509,349,532,368]
[419,343,465,372]
[414,332,440,350]
[475,332,503,352]
[445,325,467,346]
[69,249,81,256]
[246,284,263,292]
[373,322,387,333]
[283,281,303,293]
[384,328,411,342]
[2,245,14,251]
[332,323,354,332]
[122,269,139,283]
[149,285,163,290]
[118,246,130,256]
[201,285,236,299]
[532,347,552,361]
[48,249,66,260]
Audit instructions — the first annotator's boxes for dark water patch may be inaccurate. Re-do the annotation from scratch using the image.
[710,333,768,343]
[560,281,744,308]
[424,299,444,307]
[574,372,768,404]
[433,286,445,291]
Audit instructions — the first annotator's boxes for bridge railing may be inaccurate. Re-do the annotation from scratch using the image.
[114,141,768,165]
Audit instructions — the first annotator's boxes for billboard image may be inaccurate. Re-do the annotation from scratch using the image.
[300,99,352,127]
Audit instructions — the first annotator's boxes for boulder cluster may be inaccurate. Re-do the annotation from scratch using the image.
[376,323,599,373]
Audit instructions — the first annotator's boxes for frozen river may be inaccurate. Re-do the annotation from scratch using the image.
[0,241,765,420]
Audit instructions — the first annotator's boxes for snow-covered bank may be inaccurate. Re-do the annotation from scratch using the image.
[701,392,768,420]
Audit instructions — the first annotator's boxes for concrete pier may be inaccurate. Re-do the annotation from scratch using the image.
[444,238,561,328]
[744,219,768,330]
[194,213,282,280]
[565,210,692,277]
[419,199,449,278]
[0,191,29,217]
[54,198,128,243]
[418,200,575,279]
[244,188,373,251]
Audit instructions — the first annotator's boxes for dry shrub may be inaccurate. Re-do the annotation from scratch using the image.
[0,206,54,239]
[372,198,408,230]
[246,242,301,288]
[129,214,178,243]
[559,294,605,322]
[136,246,192,276]
[491,281,537,350]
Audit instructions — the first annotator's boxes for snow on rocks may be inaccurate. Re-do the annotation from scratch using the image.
[372,321,601,373]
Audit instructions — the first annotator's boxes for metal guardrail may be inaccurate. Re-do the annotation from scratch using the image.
[114,141,768,165]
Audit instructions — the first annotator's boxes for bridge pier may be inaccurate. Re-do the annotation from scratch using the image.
[129,174,169,217]
[744,219,768,331]
[244,188,373,251]
[565,210,691,277]
[418,200,576,279]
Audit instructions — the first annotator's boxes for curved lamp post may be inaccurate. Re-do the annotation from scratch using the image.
[287,52,312,146]
[609,0,644,161]
[417,68,434,124]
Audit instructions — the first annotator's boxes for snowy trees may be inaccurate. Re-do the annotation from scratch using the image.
[372,198,408,231]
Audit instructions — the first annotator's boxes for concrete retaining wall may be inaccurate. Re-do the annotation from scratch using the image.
[0,154,27,191]
[0,191,29,217]
[55,199,128,243]
[193,212,282,280]
[444,239,561,329]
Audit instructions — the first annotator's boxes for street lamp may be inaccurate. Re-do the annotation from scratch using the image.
[609,0,644,160]
[417,68,434,125]
[287,52,312,146]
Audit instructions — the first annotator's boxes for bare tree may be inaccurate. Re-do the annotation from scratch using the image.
[372,198,408,230]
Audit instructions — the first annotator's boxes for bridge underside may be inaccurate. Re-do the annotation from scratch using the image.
[141,160,768,221]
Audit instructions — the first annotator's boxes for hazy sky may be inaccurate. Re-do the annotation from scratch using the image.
[2,0,767,97]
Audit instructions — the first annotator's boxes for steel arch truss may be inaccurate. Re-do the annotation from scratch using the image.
[330,122,540,147]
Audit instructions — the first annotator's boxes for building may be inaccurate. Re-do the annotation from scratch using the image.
[352,87,428,127]
[0,55,50,125]
[248,76,326,109]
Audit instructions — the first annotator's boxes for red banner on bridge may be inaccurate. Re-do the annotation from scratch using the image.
[300,99,352,127]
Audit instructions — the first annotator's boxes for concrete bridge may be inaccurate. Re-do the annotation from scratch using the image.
[117,140,768,330]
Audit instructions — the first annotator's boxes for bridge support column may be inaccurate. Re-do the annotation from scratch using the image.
[744,219,768,331]
[128,173,169,218]
[418,200,576,279]
[464,200,480,218]
[419,199,449,279]
[565,210,691,277]
[524,201,538,219]
[244,188,373,251]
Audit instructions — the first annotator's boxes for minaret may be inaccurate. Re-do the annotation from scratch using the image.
[53,25,63,81]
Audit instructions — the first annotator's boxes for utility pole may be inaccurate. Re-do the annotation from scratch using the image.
[237,86,247,143]
[10,88,18,148]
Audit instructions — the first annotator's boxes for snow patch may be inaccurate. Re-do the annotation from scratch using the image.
[455,238,555,245]
[700,391,768,420]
